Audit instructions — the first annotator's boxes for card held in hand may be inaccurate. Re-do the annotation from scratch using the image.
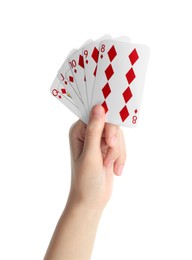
[50,36,150,128]
[91,40,150,127]
[50,76,83,119]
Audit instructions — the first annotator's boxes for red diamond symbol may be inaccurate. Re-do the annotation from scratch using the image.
[93,65,97,77]
[134,109,138,114]
[123,87,132,103]
[119,106,129,122]
[91,47,99,63]
[108,45,117,62]
[105,64,114,80]
[102,101,108,113]
[102,83,111,99]
[78,54,84,68]
[64,81,68,85]
[129,48,139,65]
[126,68,135,84]
[61,88,66,95]
[69,76,74,83]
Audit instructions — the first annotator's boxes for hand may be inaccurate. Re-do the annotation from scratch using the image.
[44,105,126,260]
[68,105,126,211]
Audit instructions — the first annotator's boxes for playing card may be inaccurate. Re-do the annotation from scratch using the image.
[52,49,87,121]
[57,47,89,121]
[57,50,82,101]
[58,40,93,98]
[66,39,93,115]
[65,69,87,122]
[83,35,111,109]
[113,36,131,42]
[91,40,150,127]
[50,35,149,127]
[68,46,92,113]
[50,76,83,120]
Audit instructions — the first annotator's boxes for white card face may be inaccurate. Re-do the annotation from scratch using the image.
[58,41,93,104]
[50,76,83,120]
[68,48,89,113]
[65,39,93,115]
[65,69,87,121]
[83,35,112,109]
[58,48,77,85]
[91,40,150,127]
[113,36,131,42]
[57,53,81,100]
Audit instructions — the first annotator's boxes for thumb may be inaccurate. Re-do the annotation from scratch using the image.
[83,105,105,154]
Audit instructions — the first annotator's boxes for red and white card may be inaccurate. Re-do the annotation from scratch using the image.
[50,76,82,119]
[50,35,150,127]
[82,35,111,108]
[91,40,150,127]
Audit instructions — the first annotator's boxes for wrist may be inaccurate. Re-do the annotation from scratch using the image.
[65,194,104,221]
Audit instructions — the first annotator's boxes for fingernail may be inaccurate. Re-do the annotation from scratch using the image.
[106,159,115,168]
[116,165,124,176]
[92,105,103,117]
[110,135,117,147]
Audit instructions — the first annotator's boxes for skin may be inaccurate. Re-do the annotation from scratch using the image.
[44,105,126,260]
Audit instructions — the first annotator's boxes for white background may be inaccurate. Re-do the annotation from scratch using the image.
[0,0,192,259]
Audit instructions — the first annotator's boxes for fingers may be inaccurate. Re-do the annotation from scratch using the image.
[113,132,126,176]
[83,105,105,154]
[69,120,87,160]
[104,123,119,147]
[69,120,86,139]
[104,128,126,176]
[69,106,127,175]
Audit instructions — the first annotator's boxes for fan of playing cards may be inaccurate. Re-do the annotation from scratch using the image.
[50,35,150,127]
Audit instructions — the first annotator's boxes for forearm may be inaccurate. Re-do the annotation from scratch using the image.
[44,198,102,260]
